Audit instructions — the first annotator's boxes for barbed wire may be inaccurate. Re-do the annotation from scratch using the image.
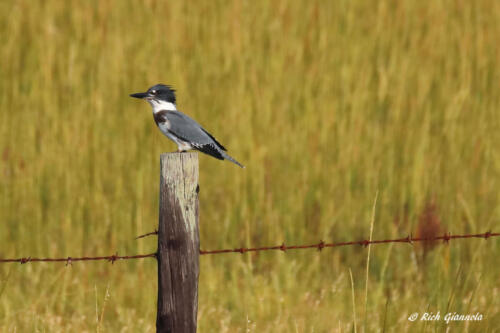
[199,231,499,255]
[135,229,158,239]
[0,253,156,265]
[0,231,497,264]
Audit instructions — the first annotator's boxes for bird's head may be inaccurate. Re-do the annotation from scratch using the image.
[130,84,177,110]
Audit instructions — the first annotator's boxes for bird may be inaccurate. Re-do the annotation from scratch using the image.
[130,84,244,168]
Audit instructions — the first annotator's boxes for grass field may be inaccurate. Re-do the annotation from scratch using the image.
[1,0,499,331]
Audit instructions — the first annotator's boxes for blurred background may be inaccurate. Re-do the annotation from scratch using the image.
[1,0,499,331]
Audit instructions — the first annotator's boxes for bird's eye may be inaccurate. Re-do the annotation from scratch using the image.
[150,90,157,95]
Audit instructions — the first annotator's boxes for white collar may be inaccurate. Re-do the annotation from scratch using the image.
[148,99,177,112]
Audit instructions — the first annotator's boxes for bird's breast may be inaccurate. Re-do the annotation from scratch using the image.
[153,110,171,129]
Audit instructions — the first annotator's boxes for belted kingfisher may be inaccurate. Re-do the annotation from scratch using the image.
[130,84,244,168]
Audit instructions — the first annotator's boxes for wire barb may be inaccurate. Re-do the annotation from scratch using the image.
[108,253,118,264]
[442,233,451,244]
[280,243,287,252]
[405,234,413,245]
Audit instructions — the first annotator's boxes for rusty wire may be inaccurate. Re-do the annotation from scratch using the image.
[0,231,497,264]
[199,231,499,255]
[0,253,156,265]
[135,229,158,239]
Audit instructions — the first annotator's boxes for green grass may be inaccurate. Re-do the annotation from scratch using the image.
[1,0,499,331]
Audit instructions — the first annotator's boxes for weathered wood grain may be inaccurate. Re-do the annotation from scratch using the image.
[156,152,199,333]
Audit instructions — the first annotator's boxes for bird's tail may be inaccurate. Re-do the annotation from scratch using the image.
[221,151,245,168]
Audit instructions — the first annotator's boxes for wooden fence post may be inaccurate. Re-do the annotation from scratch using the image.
[157,152,199,333]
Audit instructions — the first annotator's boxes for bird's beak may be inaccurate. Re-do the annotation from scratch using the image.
[130,92,149,99]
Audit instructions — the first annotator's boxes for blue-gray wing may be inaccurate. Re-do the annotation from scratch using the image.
[164,111,227,151]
